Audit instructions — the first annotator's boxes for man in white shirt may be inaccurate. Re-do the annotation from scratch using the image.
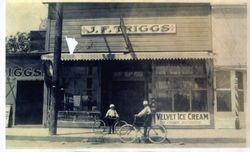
[136,100,151,117]
[135,100,151,142]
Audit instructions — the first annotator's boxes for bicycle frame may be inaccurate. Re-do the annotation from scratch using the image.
[119,115,168,143]
[131,116,150,136]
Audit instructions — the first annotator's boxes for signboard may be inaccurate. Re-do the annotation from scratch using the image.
[81,24,176,35]
[113,71,144,80]
[7,64,43,77]
[155,112,210,125]
[6,105,11,127]
[73,95,81,107]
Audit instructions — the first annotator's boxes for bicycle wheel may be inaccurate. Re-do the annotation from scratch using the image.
[92,120,106,133]
[148,125,166,143]
[114,120,127,133]
[119,124,137,143]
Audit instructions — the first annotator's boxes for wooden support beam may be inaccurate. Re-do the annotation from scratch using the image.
[49,3,63,135]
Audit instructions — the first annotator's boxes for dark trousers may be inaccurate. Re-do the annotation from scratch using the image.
[106,117,116,134]
[135,116,150,140]
[143,125,148,138]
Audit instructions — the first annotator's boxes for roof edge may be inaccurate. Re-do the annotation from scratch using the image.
[42,0,246,5]
[42,0,211,4]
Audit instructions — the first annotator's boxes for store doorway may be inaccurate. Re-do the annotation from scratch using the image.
[15,81,44,125]
[112,81,144,123]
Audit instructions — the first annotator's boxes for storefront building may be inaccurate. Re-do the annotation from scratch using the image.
[41,2,246,129]
[5,31,46,127]
[6,54,45,126]
[212,4,247,128]
[41,2,216,128]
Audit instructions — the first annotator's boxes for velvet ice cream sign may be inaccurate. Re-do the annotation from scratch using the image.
[155,112,210,125]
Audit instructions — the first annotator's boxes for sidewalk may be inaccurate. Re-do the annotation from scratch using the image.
[6,127,246,144]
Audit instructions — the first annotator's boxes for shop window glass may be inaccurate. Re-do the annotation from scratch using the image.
[154,61,208,113]
[157,92,172,112]
[217,91,231,112]
[193,65,205,75]
[194,78,207,89]
[155,66,166,75]
[236,72,243,89]
[174,92,190,112]
[192,91,207,111]
[157,79,170,89]
[216,71,230,88]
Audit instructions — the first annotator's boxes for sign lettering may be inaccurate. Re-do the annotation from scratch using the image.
[81,24,176,35]
[113,71,144,78]
[7,67,43,77]
[155,112,210,125]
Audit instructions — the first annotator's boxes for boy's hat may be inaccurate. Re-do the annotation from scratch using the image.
[110,104,115,108]
[143,100,148,105]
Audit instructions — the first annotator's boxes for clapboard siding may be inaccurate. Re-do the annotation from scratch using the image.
[61,4,210,18]
[50,41,211,48]
[50,35,210,41]
[49,3,210,19]
[48,3,211,53]
[54,17,210,26]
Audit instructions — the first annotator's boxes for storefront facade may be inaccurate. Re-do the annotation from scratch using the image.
[212,4,247,129]
[6,54,45,126]
[41,3,216,128]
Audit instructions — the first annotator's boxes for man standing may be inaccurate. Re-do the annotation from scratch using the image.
[135,100,151,142]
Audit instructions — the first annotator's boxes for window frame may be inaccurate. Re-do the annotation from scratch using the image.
[153,61,209,112]
[215,70,245,112]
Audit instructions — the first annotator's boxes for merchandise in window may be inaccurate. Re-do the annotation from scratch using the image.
[154,60,209,112]
[174,92,190,112]
[192,91,207,111]
[157,92,172,112]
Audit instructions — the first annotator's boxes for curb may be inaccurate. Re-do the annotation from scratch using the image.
[6,135,246,144]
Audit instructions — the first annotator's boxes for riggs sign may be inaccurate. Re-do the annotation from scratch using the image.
[7,65,43,77]
[81,24,176,35]
[155,112,210,125]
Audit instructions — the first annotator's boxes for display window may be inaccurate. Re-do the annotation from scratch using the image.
[153,60,209,112]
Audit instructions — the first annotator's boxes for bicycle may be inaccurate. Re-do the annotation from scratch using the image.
[119,115,168,144]
[92,114,127,134]
[90,111,106,133]
[112,118,128,133]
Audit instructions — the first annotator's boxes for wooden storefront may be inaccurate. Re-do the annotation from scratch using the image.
[6,54,45,127]
[42,3,214,128]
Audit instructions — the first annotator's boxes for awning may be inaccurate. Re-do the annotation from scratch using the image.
[41,52,214,61]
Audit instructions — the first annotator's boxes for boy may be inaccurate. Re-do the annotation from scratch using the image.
[105,104,119,134]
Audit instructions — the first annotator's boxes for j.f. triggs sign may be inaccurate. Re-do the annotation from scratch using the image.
[155,112,210,125]
[81,24,176,35]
